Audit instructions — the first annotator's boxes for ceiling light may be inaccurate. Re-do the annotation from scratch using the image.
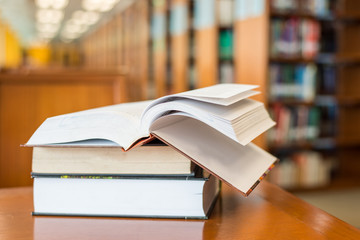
[36,0,69,9]
[71,11,100,25]
[98,3,115,12]
[82,0,118,12]
[82,11,100,25]
[52,0,69,10]
[82,0,102,11]
[36,0,52,9]
[37,23,60,33]
[37,9,64,23]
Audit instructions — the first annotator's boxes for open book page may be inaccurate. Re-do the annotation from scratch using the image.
[142,98,275,145]
[150,115,277,195]
[143,84,259,116]
[26,101,152,150]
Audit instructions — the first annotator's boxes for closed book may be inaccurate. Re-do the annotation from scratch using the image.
[32,143,194,176]
[32,174,220,219]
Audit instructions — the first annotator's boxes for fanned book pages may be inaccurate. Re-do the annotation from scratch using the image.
[26,84,277,196]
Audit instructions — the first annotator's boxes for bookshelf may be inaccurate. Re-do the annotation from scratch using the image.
[79,0,360,191]
[236,0,360,191]
[82,0,149,101]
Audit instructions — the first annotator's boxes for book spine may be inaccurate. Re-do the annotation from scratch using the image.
[269,63,317,101]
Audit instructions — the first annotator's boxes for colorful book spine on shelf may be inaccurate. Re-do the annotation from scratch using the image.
[302,0,331,16]
[267,151,334,189]
[270,19,320,58]
[301,19,320,59]
[268,104,321,144]
[219,29,233,60]
[271,0,331,16]
[269,63,317,101]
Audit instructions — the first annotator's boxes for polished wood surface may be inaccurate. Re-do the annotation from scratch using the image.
[0,181,359,240]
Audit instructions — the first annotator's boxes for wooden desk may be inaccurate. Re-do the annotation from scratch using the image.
[0,182,359,240]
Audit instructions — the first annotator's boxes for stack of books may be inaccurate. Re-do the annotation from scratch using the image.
[26,84,278,219]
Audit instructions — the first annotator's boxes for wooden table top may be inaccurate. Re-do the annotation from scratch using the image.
[0,181,359,240]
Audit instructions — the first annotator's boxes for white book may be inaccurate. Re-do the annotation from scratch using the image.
[33,174,220,219]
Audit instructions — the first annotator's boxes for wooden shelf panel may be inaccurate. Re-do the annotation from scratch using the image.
[270,9,335,21]
[268,137,337,152]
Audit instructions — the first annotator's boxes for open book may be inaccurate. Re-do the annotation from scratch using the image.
[26,84,277,196]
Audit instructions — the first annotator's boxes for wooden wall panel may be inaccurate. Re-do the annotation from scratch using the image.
[195,27,218,88]
[234,2,269,148]
[152,1,168,98]
[0,74,126,188]
[170,0,190,94]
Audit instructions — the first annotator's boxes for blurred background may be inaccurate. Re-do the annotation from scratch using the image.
[0,0,359,228]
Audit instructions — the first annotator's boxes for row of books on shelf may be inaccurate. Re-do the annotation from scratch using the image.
[27,84,277,219]
[269,63,317,101]
[270,18,320,59]
[268,150,335,189]
[271,0,332,16]
[268,104,337,145]
[269,105,319,144]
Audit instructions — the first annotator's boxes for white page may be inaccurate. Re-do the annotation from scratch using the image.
[142,99,274,145]
[143,84,259,116]
[176,90,259,106]
[150,115,277,195]
[27,101,152,150]
[178,84,258,99]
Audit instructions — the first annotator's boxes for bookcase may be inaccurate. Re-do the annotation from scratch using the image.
[79,0,360,191]
[82,0,149,101]
[81,0,238,98]
[235,0,360,191]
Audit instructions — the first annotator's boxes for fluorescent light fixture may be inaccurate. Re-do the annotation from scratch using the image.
[84,11,100,24]
[37,9,64,23]
[52,0,69,10]
[82,0,118,12]
[37,23,60,33]
[71,10,100,25]
[98,3,115,12]
[36,0,69,9]
[82,0,101,11]
[36,0,52,9]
